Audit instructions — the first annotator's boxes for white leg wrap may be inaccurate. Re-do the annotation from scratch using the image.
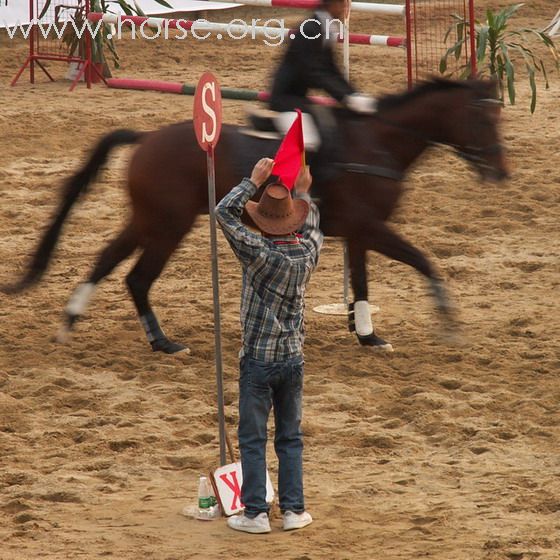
[65,282,95,316]
[354,300,373,337]
[275,111,321,151]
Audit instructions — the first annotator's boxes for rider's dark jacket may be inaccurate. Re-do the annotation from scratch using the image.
[268,11,355,111]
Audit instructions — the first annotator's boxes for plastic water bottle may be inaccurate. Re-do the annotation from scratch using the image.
[181,476,221,520]
[196,476,220,521]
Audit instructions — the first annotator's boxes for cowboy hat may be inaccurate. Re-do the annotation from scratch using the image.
[246,183,309,236]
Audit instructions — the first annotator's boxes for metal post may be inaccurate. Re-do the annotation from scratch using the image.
[468,0,477,77]
[343,4,350,306]
[85,0,92,88]
[30,0,35,83]
[343,243,350,306]
[405,0,413,88]
[207,146,227,467]
[343,10,350,81]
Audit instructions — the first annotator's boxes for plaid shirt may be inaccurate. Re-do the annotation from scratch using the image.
[216,178,323,363]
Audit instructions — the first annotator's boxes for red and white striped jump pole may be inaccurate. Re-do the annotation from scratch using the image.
[211,0,405,15]
[106,77,337,106]
[88,13,405,47]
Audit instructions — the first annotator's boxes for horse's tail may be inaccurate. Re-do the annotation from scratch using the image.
[2,129,144,294]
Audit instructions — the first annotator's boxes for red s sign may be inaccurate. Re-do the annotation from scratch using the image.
[193,72,223,152]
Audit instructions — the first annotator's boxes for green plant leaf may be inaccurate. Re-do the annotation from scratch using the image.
[477,25,489,64]
[440,40,466,73]
[539,60,550,89]
[527,65,536,113]
[501,3,525,21]
[509,41,540,71]
[522,29,560,64]
[440,15,470,74]
[486,8,495,29]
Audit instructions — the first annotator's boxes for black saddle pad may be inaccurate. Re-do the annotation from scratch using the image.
[230,129,282,179]
[228,128,332,199]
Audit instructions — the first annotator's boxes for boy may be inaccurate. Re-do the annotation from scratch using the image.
[216,158,323,533]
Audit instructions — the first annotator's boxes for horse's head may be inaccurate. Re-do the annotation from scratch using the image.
[373,78,508,182]
[444,79,509,182]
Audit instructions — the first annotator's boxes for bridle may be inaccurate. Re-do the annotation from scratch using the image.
[338,94,504,181]
[449,98,505,175]
[368,96,505,177]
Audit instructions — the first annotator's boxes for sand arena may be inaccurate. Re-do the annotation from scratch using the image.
[1,1,559,558]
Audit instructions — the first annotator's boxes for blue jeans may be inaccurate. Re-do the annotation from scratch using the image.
[238,355,304,518]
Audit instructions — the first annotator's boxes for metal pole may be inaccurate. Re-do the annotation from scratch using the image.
[207,146,227,467]
[468,0,477,77]
[30,0,35,84]
[342,4,350,307]
[85,0,92,89]
[405,0,413,88]
[343,10,350,81]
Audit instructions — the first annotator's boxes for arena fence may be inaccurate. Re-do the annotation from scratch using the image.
[406,0,476,84]
[11,0,476,90]
[11,0,105,89]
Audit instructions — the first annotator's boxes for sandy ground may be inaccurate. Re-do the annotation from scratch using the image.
[1,1,559,559]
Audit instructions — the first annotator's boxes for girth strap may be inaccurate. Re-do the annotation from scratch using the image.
[336,162,403,181]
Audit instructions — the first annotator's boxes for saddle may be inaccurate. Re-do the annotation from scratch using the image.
[233,108,402,186]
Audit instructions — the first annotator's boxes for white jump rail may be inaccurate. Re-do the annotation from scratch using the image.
[210,0,406,16]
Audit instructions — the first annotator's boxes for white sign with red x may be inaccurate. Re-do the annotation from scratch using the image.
[212,462,274,516]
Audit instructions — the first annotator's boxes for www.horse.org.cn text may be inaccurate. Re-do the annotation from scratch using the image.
[2,16,346,48]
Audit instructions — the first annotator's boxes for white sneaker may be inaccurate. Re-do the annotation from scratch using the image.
[227,512,271,534]
[282,510,313,531]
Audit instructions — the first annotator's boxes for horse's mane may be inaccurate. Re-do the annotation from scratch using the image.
[376,77,479,112]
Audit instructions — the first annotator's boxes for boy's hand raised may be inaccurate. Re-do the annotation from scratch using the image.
[250,158,275,188]
[294,166,312,195]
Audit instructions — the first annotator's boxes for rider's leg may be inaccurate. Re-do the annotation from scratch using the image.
[307,104,340,182]
[269,96,340,182]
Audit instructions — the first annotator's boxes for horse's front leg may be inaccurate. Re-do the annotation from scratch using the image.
[346,240,394,352]
[353,219,456,327]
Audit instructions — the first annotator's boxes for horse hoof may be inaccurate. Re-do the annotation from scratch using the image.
[438,304,460,332]
[151,339,191,355]
[357,333,394,353]
[56,325,70,344]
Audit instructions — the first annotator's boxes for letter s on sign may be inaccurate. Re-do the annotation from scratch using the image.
[201,81,217,144]
[193,71,222,152]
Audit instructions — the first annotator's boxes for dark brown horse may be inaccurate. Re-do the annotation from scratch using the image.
[2,78,508,354]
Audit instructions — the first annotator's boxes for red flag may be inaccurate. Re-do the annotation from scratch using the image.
[272,109,305,191]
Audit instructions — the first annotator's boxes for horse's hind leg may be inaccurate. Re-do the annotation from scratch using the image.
[347,240,393,352]
[126,235,187,355]
[57,224,138,343]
